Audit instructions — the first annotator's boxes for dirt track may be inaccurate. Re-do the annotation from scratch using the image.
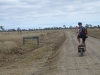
[1,31,100,75]
[45,31,100,75]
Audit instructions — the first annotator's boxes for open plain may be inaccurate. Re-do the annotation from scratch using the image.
[0,29,100,75]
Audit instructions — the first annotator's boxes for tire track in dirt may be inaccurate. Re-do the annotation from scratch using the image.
[46,31,100,75]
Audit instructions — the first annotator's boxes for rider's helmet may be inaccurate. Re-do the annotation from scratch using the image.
[78,22,82,25]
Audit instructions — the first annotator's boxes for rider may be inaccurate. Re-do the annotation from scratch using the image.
[77,22,87,46]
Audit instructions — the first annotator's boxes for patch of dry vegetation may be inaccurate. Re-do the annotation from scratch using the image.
[88,29,100,39]
[0,30,66,67]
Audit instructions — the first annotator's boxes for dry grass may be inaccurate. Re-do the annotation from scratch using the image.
[0,30,66,67]
[0,41,17,53]
[0,31,47,53]
[88,29,100,39]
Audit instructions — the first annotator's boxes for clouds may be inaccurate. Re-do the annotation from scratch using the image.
[0,0,100,29]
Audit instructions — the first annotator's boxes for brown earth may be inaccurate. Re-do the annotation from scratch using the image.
[1,30,100,75]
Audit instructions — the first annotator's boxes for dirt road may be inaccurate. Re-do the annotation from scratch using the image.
[0,31,100,75]
[45,31,100,75]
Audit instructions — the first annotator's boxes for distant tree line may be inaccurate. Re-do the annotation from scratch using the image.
[0,24,100,32]
[85,24,100,29]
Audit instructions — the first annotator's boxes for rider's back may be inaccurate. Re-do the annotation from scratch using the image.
[79,26,88,35]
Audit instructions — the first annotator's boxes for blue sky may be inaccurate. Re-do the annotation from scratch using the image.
[0,0,100,29]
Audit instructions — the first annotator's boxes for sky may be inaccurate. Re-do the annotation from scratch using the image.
[0,0,100,29]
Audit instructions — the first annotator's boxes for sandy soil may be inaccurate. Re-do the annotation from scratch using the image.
[0,31,100,75]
